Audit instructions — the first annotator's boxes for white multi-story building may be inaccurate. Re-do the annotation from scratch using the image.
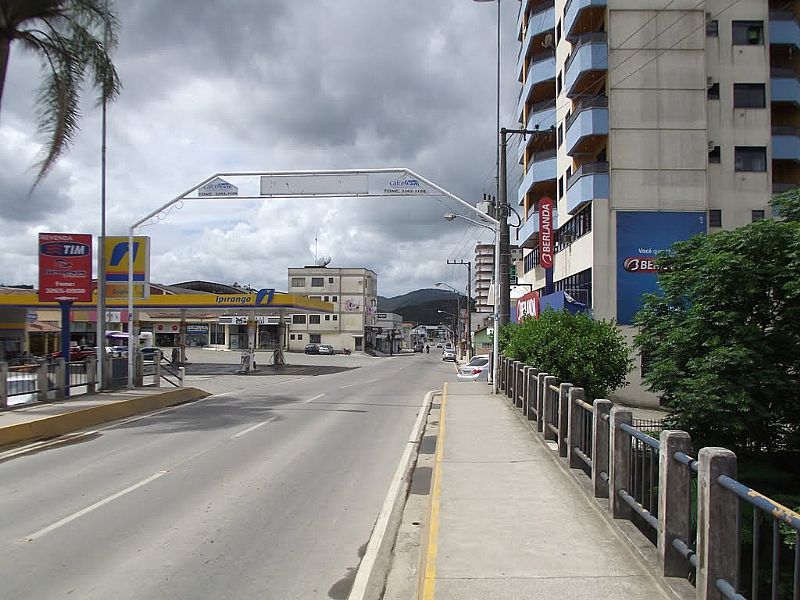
[473,243,495,313]
[286,267,378,352]
[515,0,799,404]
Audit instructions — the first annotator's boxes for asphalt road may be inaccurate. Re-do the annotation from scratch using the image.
[0,350,460,599]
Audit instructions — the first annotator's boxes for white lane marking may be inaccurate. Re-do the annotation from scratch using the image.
[231,417,276,439]
[339,383,355,389]
[304,393,325,404]
[23,470,168,541]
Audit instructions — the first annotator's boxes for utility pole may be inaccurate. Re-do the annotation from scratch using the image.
[447,259,472,358]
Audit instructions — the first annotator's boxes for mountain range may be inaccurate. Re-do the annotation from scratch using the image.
[378,288,471,326]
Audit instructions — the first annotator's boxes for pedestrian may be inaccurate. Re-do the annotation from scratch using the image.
[171,346,179,365]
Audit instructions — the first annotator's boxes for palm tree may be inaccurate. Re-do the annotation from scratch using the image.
[0,0,121,183]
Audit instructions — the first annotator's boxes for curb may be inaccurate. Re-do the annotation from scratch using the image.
[0,387,210,450]
[347,389,437,600]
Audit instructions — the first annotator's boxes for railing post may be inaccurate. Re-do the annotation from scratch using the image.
[610,406,633,519]
[542,376,557,441]
[103,353,113,389]
[568,387,585,468]
[178,366,186,387]
[557,382,572,457]
[134,352,144,387]
[658,430,693,578]
[154,351,161,388]
[592,399,612,498]
[696,448,739,600]
[36,361,49,402]
[0,361,7,409]
[526,368,537,420]
[510,361,520,401]
[515,363,524,409]
[536,373,548,432]
[86,356,97,394]
[54,358,66,399]
[522,366,533,417]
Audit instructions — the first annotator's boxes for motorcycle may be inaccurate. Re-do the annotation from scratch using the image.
[342,347,352,355]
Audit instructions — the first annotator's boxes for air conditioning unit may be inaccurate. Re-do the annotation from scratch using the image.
[708,140,716,151]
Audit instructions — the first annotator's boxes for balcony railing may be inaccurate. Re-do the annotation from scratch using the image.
[564,32,607,73]
[565,95,608,130]
[772,125,800,136]
[532,148,557,162]
[567,161,609,189]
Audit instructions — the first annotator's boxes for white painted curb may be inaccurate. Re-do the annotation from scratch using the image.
[347,390,438,600]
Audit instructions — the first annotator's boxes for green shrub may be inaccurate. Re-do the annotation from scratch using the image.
[502,309,633,399]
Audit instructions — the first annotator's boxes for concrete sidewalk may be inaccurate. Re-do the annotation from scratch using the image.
[0,386,209,449]
[421,382,669,599]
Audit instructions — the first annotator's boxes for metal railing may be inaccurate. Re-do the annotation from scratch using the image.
[565,95,608,130]
[6,364,40,398]
[567,161,609,190]
[564,31,608,73]
[67,361,88,389]
[497,356,800,599]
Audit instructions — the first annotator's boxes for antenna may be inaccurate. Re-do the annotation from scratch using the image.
[314,232,318,264]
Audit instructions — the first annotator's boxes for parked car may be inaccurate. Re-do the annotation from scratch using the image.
[304,344,320,355]
[436,342,443,348]
[50,345,96,361]
[442,349,456,362]
[318,344,334,355]
[456,355,491,382]
[413,343,424,353]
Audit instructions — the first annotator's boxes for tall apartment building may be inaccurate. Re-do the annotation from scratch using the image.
[473,243,496,313]
[286,267,378,352]
[514,0,799,403]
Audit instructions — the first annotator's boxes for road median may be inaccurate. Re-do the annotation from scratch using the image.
[0,387,209,449]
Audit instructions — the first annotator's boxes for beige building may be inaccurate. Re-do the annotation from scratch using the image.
[286,267,378,352]
[515,0,799,405]
[473,243,495,313]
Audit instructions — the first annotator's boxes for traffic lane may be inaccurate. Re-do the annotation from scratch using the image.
[1,370,437,598]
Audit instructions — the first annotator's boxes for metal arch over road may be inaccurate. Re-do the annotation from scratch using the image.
[125,168,502,390]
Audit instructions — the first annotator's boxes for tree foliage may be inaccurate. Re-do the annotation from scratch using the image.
[502,309,633,400]
[635,189,800,454]
[0,0,121,183]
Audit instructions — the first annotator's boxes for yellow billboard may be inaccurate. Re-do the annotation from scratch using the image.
[104,236,150,298]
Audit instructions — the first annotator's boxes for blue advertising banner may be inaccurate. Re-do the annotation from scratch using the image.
[616,211,706,324]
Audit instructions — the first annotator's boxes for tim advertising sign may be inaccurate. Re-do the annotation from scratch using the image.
[539,197,554,269]
[616,211,706,324]
[38,233,93,302]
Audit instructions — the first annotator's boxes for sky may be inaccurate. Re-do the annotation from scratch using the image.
[0,0,523,298]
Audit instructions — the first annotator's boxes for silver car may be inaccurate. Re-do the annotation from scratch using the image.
[456,355,491,381]
[442,349,456,362]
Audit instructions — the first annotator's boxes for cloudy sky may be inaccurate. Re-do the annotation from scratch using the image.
[0,0,522,297]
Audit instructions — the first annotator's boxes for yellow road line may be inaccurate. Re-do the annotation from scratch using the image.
[422,381,447,600]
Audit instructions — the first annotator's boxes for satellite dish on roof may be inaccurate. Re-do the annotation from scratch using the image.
[316,255,332,267]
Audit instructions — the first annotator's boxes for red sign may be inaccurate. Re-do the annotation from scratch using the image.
[539,197,554,269]
[516,291,540,322]
[38,233,93,302]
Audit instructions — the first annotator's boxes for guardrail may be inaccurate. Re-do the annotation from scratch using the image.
[496,355,800,600]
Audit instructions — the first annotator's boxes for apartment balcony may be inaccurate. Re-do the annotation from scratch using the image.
[771,68,800,106]
[769,11,800,48]
[517,149,558,205]
[515,211,540,249]
[772,126,800,162]
[564,0,607,42]
[566,162,609,214]
[516,50,557,119]
[564,96,608,156]
[518,99,557,161]
[564,33,608,98]
[517,1,556,79]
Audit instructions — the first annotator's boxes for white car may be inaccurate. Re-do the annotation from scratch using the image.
[442,349,456,362]
[456,355,491,382]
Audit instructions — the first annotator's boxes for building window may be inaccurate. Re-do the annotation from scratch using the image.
[333,315,338,321]
[553,268,592,311]
[557,124,563,146]
[555,204,592,252]
[328,277,334,284]
[733,83,765,108]
[751,209,765,222]
[311,277,324,287]
[707,83,719,100]
[297,334,303,340]
[290,334,296,341]
[556,20,561,43]
[558,176,564,199]
[708,146,721,164]
[310,334,321,344]
[325,315,331,321]
[709,209,722,227]
[640,351,653,378]
[732,21,763,45]
[309,315,321,324]
[734,147,767,172]
[332,295,338,302]
[292,315,306,325]
[556,72,562,95]
[706,19,718,37]
[291,277,305,287]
